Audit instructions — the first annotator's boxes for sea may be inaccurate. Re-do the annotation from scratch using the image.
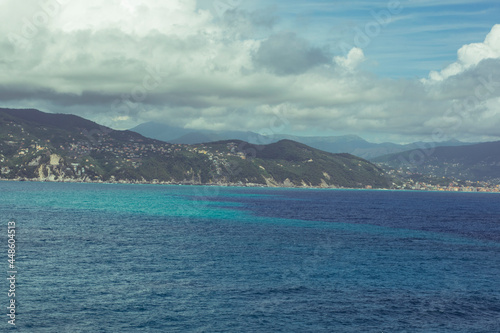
[1,181,499,332]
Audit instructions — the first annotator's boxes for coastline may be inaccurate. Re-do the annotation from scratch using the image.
[1,177,499,193]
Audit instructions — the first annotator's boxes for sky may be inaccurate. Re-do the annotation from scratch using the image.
[0,0,499,143]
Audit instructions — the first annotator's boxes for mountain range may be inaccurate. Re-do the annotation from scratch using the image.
[3,108,498,186]
[130,122,470,159]
[0,108,390,188]
[374,141,500,182]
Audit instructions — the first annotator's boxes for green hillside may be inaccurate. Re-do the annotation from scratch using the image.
[0,108,390,188]
[201,140,389,187]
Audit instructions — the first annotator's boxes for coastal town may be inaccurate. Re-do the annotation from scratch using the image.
[389,180,500,193]
[382,167,500,192]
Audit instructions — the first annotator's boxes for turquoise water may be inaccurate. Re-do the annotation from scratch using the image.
[1,181,499,332]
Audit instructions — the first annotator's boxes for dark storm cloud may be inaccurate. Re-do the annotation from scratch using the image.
[252,32,330,76]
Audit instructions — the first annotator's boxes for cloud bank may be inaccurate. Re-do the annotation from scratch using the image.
[0,1,499,143]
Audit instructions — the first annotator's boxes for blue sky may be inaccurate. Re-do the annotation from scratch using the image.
[243,0,500,77]
[0,0,499,143]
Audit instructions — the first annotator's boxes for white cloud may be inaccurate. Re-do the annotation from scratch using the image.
[55,0,212,36]
[334,47,365,71]
[0,1,499,143]
[426,24,500,82]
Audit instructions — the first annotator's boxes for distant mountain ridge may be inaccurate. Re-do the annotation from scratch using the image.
[1,108,103,131]
[0,108,390,188]
[130,122,471,159]
[374,141,500,182]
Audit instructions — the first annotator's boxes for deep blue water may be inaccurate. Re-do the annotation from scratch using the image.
[1,182,499,332]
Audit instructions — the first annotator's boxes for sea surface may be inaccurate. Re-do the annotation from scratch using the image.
[1,181,499,332]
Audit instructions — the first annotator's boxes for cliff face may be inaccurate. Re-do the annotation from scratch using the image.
[19,154,89,183]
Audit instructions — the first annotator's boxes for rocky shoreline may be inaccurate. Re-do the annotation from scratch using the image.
[0,176,344,189]
[4,177,499,193]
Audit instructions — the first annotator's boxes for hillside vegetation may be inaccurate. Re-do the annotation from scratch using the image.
[0,108,390,188]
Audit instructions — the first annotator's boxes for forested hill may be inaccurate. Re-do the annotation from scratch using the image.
[0,108,390,188]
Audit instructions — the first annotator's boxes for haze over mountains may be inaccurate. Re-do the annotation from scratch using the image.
[131,122,471,160]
